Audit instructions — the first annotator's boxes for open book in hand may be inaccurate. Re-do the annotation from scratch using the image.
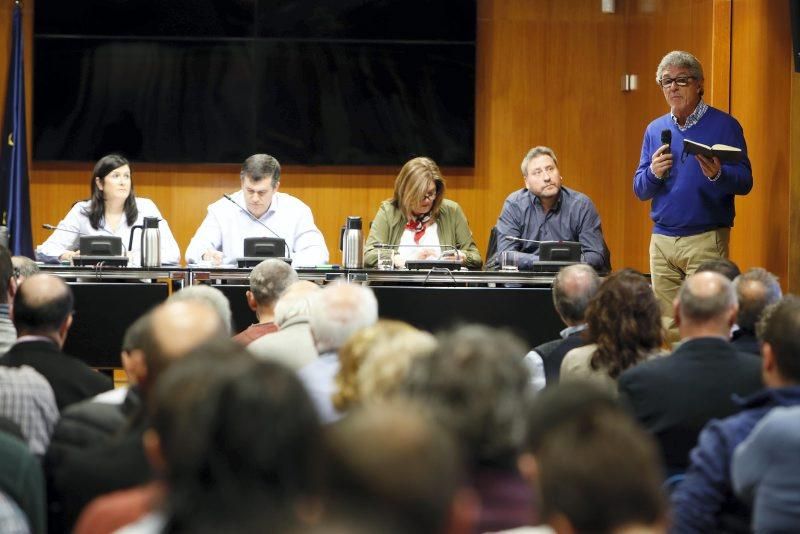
[682,139,744,163]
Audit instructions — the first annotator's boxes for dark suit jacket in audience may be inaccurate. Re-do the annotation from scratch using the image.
[535,330,589,385]
[0,340,112,411]
[731,328,760,357]
[618,337,762,473]
[45,412,152,534]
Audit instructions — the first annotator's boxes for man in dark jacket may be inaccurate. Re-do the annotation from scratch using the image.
[524,264,600,387]
[671,296,800,533]
[730,268,781,356]
[618,271,762,474]
[0,274,111,410]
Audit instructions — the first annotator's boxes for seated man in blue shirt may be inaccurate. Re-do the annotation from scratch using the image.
[493,146,608,272]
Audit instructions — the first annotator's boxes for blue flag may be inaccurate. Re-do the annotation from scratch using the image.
[0,2,33,257]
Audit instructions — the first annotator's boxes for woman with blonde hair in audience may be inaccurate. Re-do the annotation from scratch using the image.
[560,269,665,394]
[363,156,482,269]
[332,320,436,413]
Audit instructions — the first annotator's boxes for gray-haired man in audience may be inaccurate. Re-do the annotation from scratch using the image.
[248,280,320,369]
[524,264,600,389]
[299,283,378,423]
[731,267,782,355]
[232,259,298,346]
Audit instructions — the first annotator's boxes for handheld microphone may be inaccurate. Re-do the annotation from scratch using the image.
[223,194,291,258]
[660,129,672,179]
[43,223,81,235]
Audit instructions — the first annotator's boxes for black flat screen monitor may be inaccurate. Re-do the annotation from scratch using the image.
[243,237,287,258]
[538,241,581,262]
[79,236,123,256]
[33,0,476,165]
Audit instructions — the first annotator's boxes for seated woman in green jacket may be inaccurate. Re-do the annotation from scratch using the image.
[364,157,482,269]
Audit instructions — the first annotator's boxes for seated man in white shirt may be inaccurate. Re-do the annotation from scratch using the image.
[185,154,329,267]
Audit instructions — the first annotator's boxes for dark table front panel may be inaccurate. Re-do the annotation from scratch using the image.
[64,283,170,368]
[219,285,561,349]
[63,282,562,368]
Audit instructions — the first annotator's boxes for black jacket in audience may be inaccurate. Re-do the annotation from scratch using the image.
[618,337,762,474]
[535,330,589,385]
[0,340,112,411]
[730,328,760,357]
[45,405,152,534]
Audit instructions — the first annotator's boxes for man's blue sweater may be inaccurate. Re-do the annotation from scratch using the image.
[633,106,753,237]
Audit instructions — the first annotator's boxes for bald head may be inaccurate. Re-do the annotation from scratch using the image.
[139,300,226,397]
[677,271,737,335]
[274,280,321,326]
[309,283,378,353]
[552,264,600,325]
[168,285,233,335]
[12,274,74,337]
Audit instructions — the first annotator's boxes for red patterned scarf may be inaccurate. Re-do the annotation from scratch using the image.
[405,214,431,244]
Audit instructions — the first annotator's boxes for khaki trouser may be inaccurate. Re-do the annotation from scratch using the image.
[650,228,731,342]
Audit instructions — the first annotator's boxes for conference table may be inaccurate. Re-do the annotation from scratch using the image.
[42,266,565,369]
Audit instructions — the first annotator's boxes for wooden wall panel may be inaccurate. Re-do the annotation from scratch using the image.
[9,0,795,281]
[790,69,800,293]
[729,0,792,284]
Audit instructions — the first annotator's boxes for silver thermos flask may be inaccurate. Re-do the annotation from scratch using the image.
[128,216,161,268]
[340,216,364,269]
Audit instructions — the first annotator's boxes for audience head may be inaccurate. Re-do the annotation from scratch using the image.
[586,269,663,379]
[168,284,233,335]
[733,268,782,333]
[522,381,620,455]
[535,403,667,533]
[274,281,321,326]
[119,313,151,386]
[756,296,800,387]
[324,401,469,534]
[309,283,378,354]
[11,274,73,346]
[403,324,529,466]
[11,255,38,285]
[0,245,15,305]
[151,341,322,532]
[392,157,446,221]
[333,320,436,412]
[552,264,601,326]
[274,280,321,326]
[522,383,665,533]
[695,257,741,281]
[88,153,138,228]
[137,299,226,399]
[675,271,738,337]
[246,259,298,320]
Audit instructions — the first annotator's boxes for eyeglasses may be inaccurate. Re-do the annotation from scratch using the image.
[421,189,438,202]
[659,76,695,88]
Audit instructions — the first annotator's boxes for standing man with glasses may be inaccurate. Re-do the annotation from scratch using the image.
[634,51,752,338]
[493,146,608,271]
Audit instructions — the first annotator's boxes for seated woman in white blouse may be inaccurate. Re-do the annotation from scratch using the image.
[36,154,181,265]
